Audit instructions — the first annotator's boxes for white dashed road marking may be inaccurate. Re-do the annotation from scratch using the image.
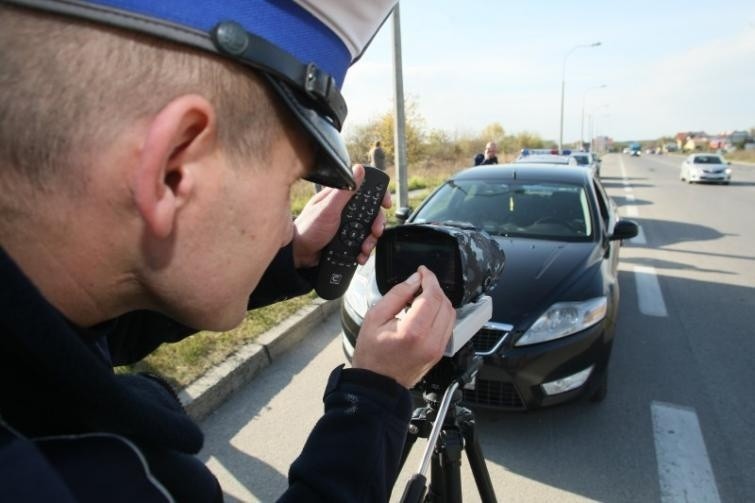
[652,401,721,503]
[633,265,668,317]
[624,206,639,217]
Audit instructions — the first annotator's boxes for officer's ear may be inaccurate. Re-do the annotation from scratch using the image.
[133,94,217,239]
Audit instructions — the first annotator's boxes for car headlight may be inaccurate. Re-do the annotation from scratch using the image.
[516,297,607,346]
[342,256,385,323]
[342,266,372,323]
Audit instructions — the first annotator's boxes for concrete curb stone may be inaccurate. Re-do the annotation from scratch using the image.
[179,298,340,422]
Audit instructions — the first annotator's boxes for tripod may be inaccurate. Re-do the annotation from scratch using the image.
[398,371,497,502]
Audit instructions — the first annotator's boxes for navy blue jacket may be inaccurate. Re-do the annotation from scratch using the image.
[0,246,411,502]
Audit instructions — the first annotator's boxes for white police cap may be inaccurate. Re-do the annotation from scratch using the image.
[5,0,398,190]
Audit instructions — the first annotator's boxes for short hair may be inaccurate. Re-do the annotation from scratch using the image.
[0,5,293,196]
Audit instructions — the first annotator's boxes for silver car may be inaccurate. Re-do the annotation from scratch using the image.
[680,154,731,184]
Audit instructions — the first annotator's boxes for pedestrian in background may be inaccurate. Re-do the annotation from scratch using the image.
[369,140,387,172]
[474,141,499,165]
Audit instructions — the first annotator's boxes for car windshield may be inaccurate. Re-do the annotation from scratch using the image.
[571,155,589,165]
[413,179,593,241]
[693,155,724,164]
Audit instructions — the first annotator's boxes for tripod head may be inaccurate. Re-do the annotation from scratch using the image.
[415,294,491,395]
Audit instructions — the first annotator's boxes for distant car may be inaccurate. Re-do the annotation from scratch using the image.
[339,164,638,410]
[569,152,600,177]
[680,154,731,184]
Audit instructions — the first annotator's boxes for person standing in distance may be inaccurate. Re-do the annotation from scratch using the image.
[369,140,387,172]
[0,1,455,501]
[474,141,499,165]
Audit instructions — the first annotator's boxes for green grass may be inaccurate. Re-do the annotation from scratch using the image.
[117,293,316,388]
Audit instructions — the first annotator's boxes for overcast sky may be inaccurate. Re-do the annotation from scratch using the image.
[340,0,755,143]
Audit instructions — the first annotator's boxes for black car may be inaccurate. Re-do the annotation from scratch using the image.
[339,164,637,410]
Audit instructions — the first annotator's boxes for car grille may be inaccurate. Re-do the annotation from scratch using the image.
[471,323,512,355]
[463,379,525,409]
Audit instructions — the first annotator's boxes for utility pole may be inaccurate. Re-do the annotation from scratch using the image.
[391,4,409,212]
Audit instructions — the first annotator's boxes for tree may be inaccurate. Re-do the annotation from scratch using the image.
[480,122,505,146]
[345,97,426,167]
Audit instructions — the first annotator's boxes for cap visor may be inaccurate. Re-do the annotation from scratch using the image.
[265,77,355,190]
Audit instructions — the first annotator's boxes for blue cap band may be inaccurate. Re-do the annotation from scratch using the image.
[87,0,351,88]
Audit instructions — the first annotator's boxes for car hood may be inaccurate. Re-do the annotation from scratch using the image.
[350,236,600,329]
[487,237,598,325]
[690,163,727,170]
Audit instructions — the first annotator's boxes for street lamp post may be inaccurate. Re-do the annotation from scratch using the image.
[581,84,607,149]
[558,41,601,154]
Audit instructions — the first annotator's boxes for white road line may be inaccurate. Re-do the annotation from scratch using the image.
[629,224,646,245]
[652,402,721,503]
[619,155,627,179]
[623,186,632,192]
[633,265,667,316]
[626,193,636,201]
[624,206,639,217]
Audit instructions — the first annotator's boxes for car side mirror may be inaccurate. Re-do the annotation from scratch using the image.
[394,206,412,224]
[609,219,638,241]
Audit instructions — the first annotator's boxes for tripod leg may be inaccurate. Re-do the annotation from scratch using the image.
[442,430,464,503]
[430,447,446,503]
[428,429,464,503]
[459,414,497,503]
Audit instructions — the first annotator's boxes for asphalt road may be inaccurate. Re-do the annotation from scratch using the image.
[200,153,755,502]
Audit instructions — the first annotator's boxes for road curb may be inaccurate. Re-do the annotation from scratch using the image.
[179,298,341,422]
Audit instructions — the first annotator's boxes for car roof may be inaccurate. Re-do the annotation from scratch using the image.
[452,163,592,185]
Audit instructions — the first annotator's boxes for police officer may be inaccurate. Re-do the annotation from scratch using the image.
[0,1,455,501]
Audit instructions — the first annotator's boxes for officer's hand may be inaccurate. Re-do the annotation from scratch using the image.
[351,266,455,389]
[292,164,391,269]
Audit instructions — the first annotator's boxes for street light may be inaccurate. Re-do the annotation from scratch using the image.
[581,84,607,148]
[558,41,601,153]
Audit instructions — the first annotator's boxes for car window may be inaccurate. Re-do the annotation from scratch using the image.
[592,180,610,227]
[693,155,723,164]
[413,179,593,241]
[571,155,589,165]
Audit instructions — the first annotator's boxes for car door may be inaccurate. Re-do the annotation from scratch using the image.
[591,179,622,315]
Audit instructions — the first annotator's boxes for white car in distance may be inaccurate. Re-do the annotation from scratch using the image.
[680,154,731,184]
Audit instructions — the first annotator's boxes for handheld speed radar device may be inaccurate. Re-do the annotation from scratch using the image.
[376,223,505,309]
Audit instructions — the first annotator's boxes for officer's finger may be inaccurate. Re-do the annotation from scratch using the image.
[367,267,425,324]
[398,268,451,344]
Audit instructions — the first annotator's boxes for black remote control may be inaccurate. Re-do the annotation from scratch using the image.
[315,166,390,300]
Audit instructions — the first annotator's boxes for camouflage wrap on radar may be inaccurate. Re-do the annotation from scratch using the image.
[428,223,506,305]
